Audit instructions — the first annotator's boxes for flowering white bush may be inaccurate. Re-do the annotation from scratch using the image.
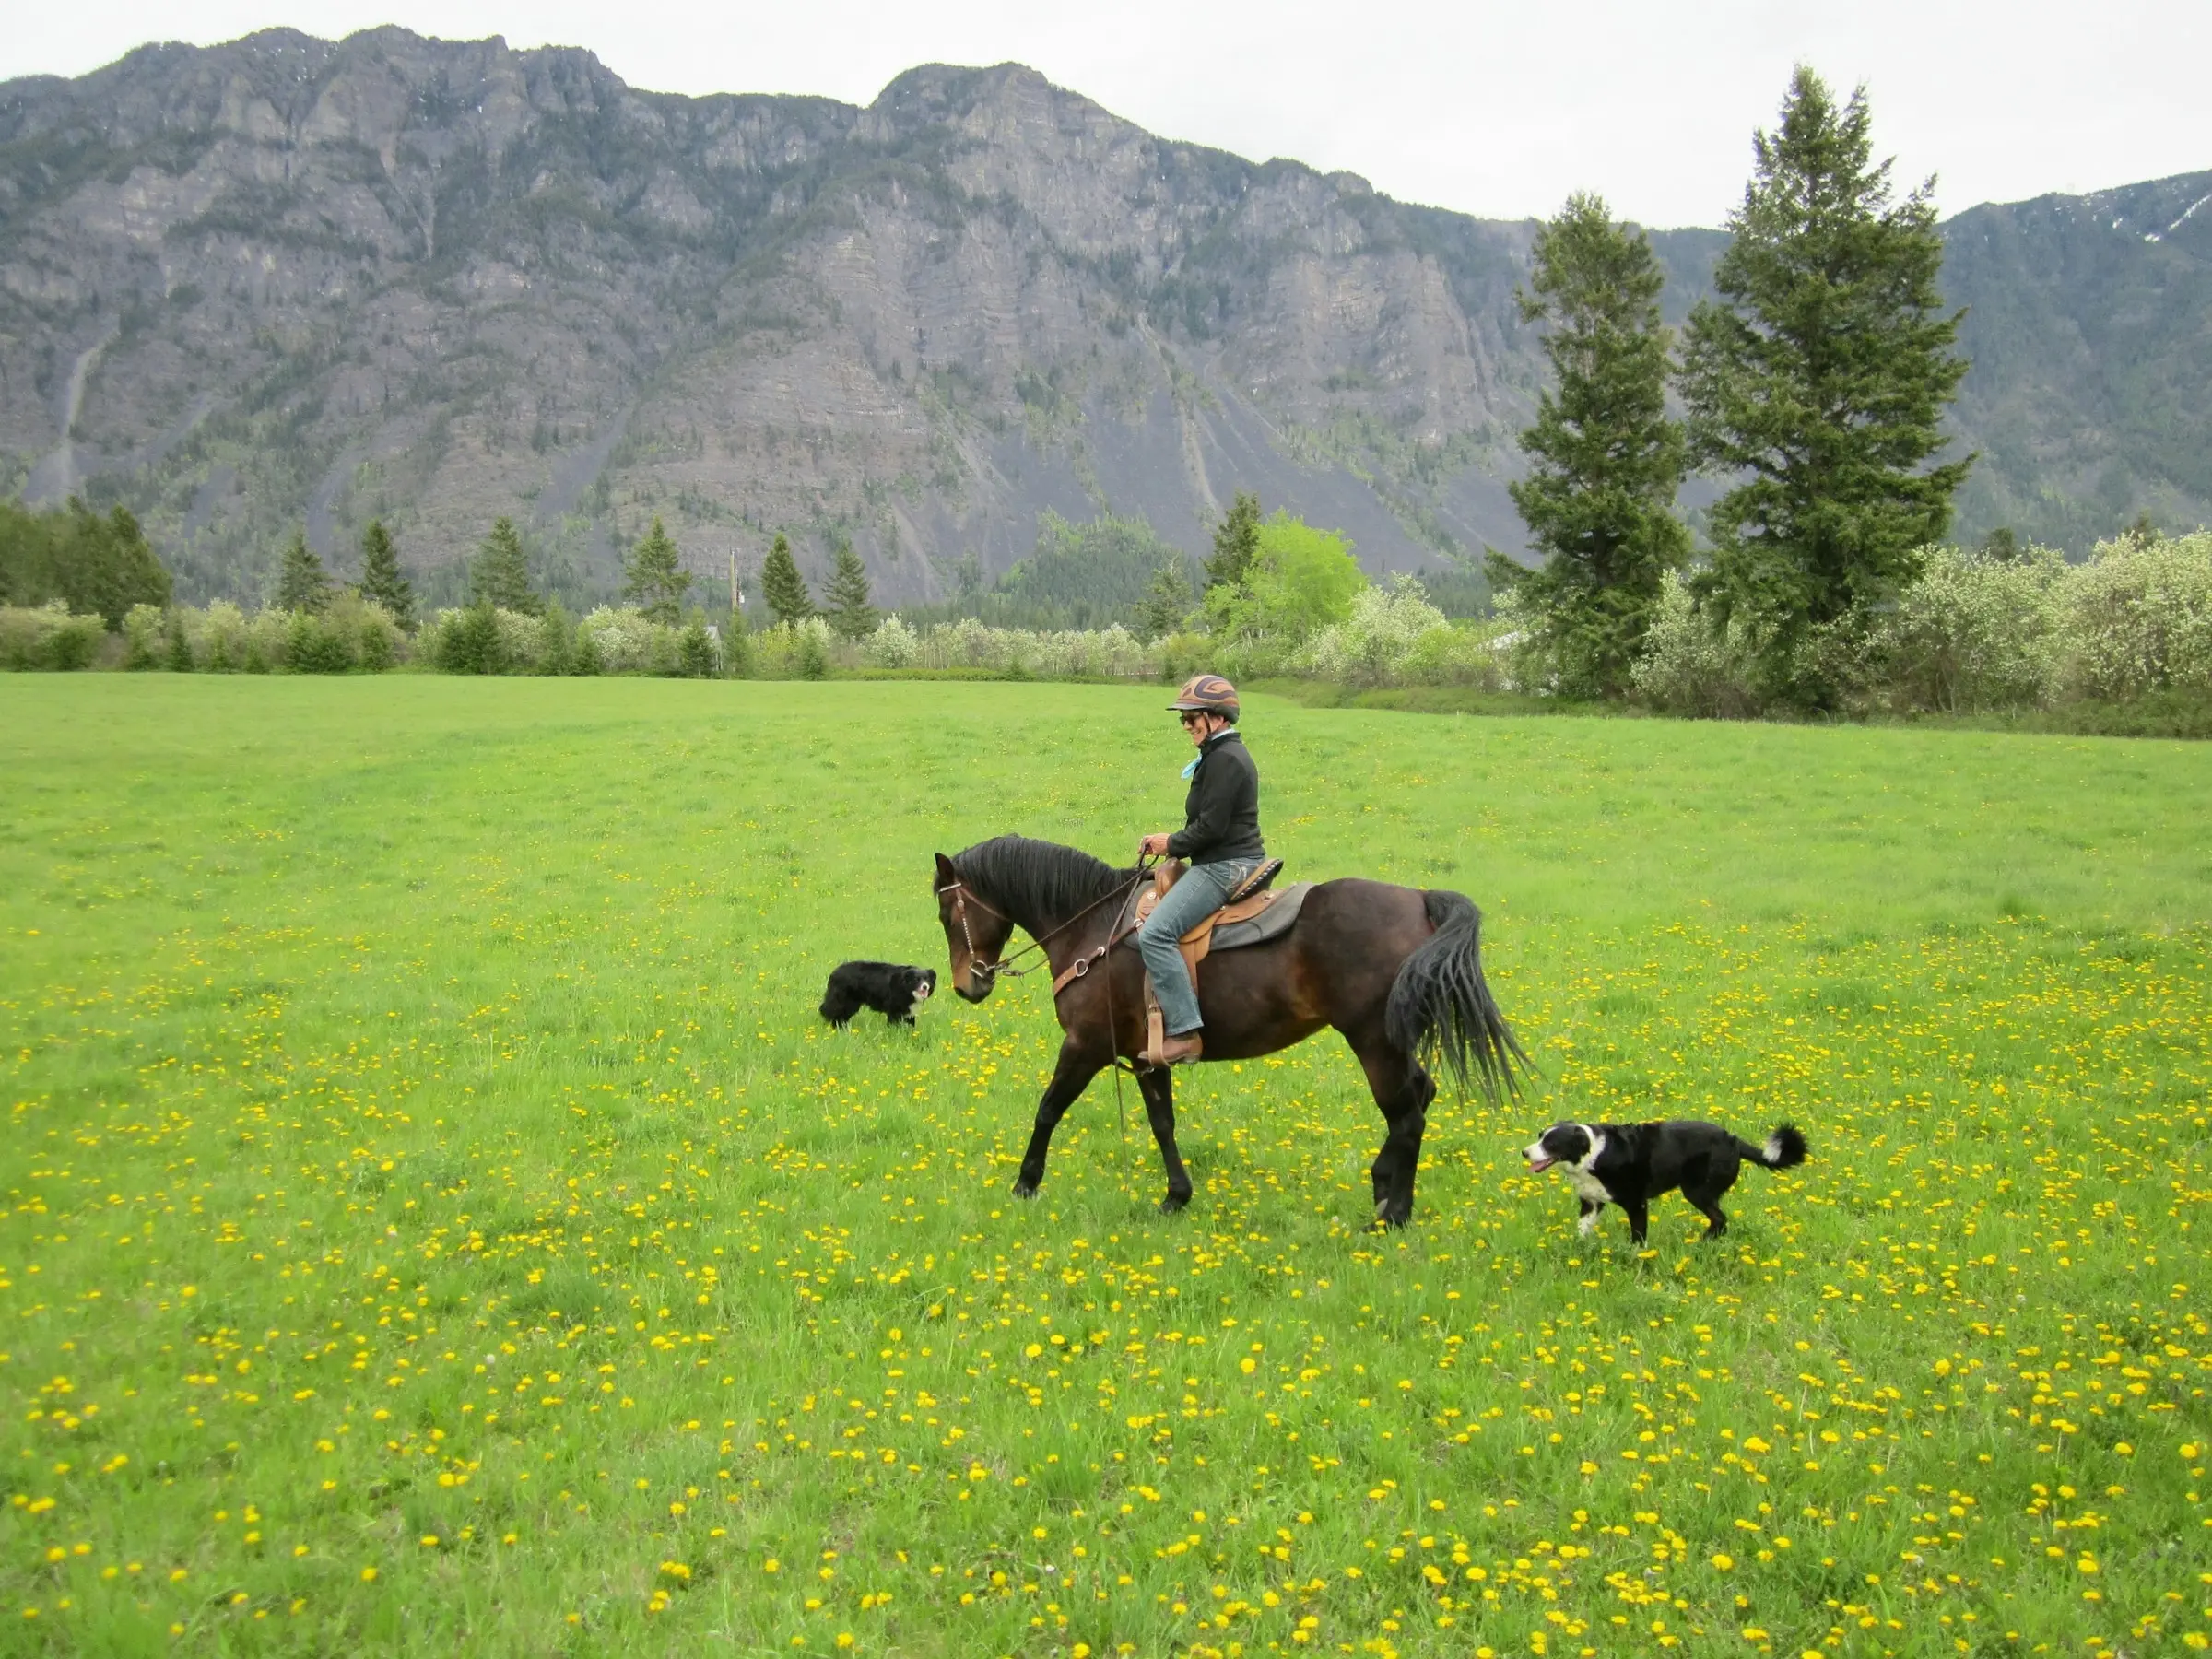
[2052,530,2212,700]
[579,606,679,674]
[1629,571,1766,717]
[1871,544,2064,712]
[865,616,918,668]
[0,601,106,670]
[1300,577,1440,683]
[493,607,547,671]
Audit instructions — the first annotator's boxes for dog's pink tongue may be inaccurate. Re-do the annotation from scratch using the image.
[1525,1157,1554,1173]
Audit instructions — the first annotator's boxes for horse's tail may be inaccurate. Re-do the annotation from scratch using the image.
[1385,890,1528,1100]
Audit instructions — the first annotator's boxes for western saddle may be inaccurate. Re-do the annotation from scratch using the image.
[1128,857,1288,1063]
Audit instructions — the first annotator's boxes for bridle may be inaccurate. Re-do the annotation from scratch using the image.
[935,859,1154,990]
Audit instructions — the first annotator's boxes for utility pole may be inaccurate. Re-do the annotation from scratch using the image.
[729,551,741,618]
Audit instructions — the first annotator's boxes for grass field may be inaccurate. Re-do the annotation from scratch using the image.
[4,677,2209,1657]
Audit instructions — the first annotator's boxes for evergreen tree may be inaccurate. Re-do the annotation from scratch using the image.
[359,519,414,629]
[571,621,605,677]
[1206,491,1263,591]
[947,550,984,611]
[1680,66,1971,707]
[276,529,332,614]
[538,600,575,675]
[721,610,752,678]
[677,609,719,677]
[760,533,813,627]
[796,626,830,680]
[471,517,541,616]
[1135,562,1194,641]
[1496,192,1690,700]
[624,515,691,626]
[824,540,876,640]
[440,603,504,674]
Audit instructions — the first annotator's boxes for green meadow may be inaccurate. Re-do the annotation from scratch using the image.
[3,677,2208,1657]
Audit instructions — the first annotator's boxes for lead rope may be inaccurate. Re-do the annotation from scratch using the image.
[1105,920,1130,1156]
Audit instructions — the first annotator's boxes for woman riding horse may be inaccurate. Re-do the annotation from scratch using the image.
[1135,673,1264,1066]
[932,688,1527,1224]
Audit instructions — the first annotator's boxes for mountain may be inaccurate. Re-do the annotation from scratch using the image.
[1,29,2205,606]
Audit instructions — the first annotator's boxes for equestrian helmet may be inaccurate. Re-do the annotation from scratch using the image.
[1168,673,1240,721]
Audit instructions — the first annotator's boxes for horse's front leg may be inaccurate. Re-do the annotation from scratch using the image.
[1138,1065,1194,1214]
[1012,1038,1106,1199]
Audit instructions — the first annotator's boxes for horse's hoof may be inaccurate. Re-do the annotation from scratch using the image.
[1159,1192,1189,1216]
[1011,1180,1039,1200]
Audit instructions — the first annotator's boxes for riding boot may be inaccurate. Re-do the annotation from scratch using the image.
[1143,1030,1203,1066]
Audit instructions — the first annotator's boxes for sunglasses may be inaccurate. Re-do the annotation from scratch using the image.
[1179,712,1208,726]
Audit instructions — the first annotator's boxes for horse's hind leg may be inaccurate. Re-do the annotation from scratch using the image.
[1350,1034,1435,1228]
[1138,1066,1194,1215]
[1012,1040,1104,1199]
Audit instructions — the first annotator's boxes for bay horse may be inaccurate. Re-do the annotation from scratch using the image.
[933,837,1525,1226]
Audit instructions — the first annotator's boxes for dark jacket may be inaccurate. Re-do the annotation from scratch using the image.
[1167,728,1265,865]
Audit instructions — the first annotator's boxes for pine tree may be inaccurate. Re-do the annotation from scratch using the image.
[1135,562,1194,641]
[624,515,691,626]
[1206,491,1262,591]
[538,600,575,675]
[471,517,541,616]
[824,540,876,640]
[1496,192,1690,700]
[677,609,718,677]
[571,621,605,677]
[1680,66,1971,708]
[276,529,332,614]
[760,533,813,627]
[359,519,414,629]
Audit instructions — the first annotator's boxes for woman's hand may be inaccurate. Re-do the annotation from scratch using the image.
[1138,832,1172,857]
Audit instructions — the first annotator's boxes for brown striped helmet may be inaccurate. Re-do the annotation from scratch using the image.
[1167,673,1239,721]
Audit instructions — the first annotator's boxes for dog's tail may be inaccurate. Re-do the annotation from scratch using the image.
[1738,1123,1808,1171]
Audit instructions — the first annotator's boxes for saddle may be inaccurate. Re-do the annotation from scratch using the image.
[1119,859,1313,1064]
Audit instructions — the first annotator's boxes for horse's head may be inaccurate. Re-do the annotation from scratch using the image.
[934,852,1012,1002]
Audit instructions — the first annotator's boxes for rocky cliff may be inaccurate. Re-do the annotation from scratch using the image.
[2,29,2205,604]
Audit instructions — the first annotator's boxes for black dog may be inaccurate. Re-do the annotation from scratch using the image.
[1521,1119,1808,1242]
[819,961,936,1028]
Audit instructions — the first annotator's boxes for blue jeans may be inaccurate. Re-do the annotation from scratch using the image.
[1137,859,1259,1036]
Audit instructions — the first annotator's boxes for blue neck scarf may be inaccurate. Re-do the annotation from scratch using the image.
[1182,726,1230,780]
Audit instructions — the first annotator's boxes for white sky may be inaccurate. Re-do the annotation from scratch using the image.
[6,1,2206,228]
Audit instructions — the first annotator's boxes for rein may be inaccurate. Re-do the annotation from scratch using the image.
[935,859,1152,989]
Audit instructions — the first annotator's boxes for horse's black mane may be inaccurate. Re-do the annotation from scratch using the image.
[948,835,1138,928]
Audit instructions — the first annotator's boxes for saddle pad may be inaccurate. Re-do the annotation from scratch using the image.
[1120,881,1313,954]
[1207,881,1312,950]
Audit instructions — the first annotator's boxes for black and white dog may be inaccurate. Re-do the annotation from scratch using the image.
[1521,1119,1808,1243]
[819,961,936,1028]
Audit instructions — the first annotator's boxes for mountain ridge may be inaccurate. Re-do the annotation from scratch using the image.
[2,29,2204,605]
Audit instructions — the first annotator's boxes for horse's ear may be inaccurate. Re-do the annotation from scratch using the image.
[934,852,957,887]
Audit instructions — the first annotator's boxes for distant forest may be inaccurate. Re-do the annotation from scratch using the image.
[897,511,1488,631]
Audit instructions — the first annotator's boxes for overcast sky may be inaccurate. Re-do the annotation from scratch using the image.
[6,1,2205,228]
